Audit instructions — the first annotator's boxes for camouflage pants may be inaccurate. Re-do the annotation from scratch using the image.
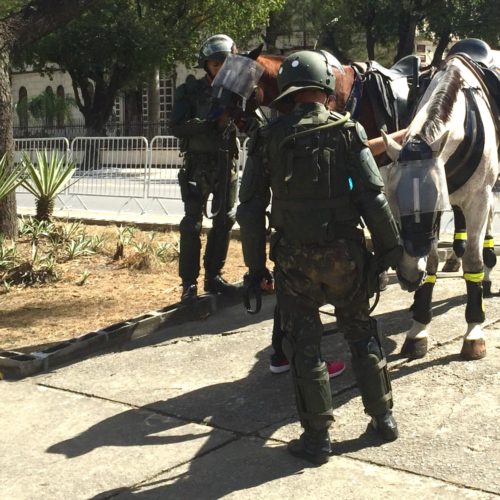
[178,153,237,283]
[273,236,382,432]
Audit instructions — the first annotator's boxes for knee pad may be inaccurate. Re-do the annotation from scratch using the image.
[179,215,202,235]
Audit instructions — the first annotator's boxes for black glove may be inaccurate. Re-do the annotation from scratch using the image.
[243,268,273,314]
[377,245,403,272]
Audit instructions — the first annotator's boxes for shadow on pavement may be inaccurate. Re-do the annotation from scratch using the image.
[46,347,392,499]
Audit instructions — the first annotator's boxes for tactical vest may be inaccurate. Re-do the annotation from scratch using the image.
[269,108,361,244]
[179,77,237,156]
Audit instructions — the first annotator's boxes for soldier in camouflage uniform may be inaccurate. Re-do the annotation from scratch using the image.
[236,50,402,465]
[170,34,240,301]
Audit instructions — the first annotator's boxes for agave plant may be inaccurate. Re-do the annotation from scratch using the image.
[0,153,25,201]
[21,150,76,221]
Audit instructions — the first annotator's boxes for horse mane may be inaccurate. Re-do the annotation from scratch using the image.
[419,64,462,143]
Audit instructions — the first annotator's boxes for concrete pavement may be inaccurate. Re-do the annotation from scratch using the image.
[1,265,499,499]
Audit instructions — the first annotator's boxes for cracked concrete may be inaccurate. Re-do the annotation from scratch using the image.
[1,267,499,499]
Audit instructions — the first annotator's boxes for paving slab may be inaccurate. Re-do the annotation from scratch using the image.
[2,262,500,499]
[0,381,235,500]
[263,330,500,495]
[95,437,493,500]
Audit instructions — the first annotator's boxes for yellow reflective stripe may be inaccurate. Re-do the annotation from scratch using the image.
[454,232,467,240]
[463,272,484,282]
[424,274,437,284]
[483,238,495,248]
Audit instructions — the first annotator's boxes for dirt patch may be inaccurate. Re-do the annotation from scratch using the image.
[0,223,248,353]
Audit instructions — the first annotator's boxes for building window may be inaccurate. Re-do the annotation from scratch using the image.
[56,85,65,128]
[45,86,55,127]
[18,87,29,128]
[159,75,174,124]
[416,44,426,53]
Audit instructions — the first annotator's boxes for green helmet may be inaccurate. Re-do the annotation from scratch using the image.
[198,34,236,68]
[272,50,337,106]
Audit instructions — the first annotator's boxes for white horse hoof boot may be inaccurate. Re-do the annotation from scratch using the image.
[401,337,428,359]
[461,338,486,360]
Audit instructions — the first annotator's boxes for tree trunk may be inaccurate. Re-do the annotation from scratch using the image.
[0,0,103,237]
[395,13,421,62]
[431,31,451,67]
[263,12,282,54]
[124,89,143,136]
[0,43,17,239]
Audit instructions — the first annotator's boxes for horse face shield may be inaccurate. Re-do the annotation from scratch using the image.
[386,139,450,257]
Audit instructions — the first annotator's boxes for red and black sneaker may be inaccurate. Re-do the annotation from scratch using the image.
[269,353,290,374]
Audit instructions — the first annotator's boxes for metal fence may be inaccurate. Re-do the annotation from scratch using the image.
[14,135,249,208]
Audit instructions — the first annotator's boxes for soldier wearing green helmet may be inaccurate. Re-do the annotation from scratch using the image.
[170,34,240,301]
[236,50,402,465]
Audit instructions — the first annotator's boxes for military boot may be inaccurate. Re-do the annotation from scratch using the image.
[287,430,331,465]
[204,274,241,295]
[371,410,398,441]
[181,283,197,303]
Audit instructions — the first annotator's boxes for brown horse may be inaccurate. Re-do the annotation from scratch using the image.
[239,52,408,156]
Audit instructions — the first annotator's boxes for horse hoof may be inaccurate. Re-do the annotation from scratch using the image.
[379,271,389,291]
[400,337,428,359]
[483,281,492,298]
[460,339,486,360]
[442,258,461,272]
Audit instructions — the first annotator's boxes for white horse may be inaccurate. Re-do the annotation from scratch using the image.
[383,55,499,361]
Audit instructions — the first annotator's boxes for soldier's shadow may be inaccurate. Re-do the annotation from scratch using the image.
[46,348,309,499]
[46,289,470,497]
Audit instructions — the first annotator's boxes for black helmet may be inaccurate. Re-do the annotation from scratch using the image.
[198,34,236,68]
[271,50,337,106]
[447,38,494,68]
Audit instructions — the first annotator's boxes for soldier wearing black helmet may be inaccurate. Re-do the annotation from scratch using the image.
[170,34,240,301]
[236,50,402,464]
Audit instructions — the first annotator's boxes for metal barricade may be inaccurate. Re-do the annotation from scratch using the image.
[147,136,183,200]
[15,134,252,214]
[14,137,71,194]
[69,137,149,198]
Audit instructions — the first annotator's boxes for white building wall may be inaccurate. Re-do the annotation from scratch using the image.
[11,70,83,125]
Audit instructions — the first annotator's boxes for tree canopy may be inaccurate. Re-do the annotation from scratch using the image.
[18,0,285,134]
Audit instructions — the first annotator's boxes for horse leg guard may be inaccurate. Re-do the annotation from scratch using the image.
[403,279,435,359]
[349,321,398,441]
[452,206,467,259]
[482,236,496,298]
[461,277,486,360]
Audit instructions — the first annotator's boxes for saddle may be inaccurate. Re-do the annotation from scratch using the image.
[447,53,500,139]
[351,55,427,134]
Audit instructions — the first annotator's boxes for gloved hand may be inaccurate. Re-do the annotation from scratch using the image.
[377,245,403,272]
[367,245,403,297]
[243,268,273,314]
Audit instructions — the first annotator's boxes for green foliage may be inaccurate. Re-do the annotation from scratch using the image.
[270,0,498,64]
[0,0,27,18]
[6,217,58,286]
[0,153,25,201]
[76,269,91,286]
[113,225,136,260]
[25,90,77,126]
[65,234,94,259]
[0,235,17,270]
[21,150,76,221]
[422,0,499,47]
